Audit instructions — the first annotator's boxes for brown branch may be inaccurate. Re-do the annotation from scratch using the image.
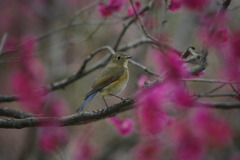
[0,107,34,119]
[1,98,240,129]
[0,98,134,129]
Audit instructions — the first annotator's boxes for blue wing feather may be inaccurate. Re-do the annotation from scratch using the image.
[76,91,98,112]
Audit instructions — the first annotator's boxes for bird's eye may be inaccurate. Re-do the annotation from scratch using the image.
[117,56,121,60]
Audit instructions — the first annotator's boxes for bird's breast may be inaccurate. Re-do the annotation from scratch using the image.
[99,69,129,96]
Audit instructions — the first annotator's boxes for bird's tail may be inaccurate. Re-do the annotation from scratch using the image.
[76,91,98,112]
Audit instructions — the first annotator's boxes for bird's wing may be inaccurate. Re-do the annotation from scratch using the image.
[85,65,124,97]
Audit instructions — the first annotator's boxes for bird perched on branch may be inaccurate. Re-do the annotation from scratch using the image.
[76,52,132,112]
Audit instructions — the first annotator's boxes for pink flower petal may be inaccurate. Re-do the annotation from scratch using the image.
[137,75,148,89]
[189,107,232,146]
[127,1,141,17]
[72,136,98,160]
[38,127,69,153]
[98,0,124,17]
[152,48,189,81]
[132,138,161,160]
[135,84,172,134]
[182,0,211,11]
[108,117,134,136]
[169,0,183,11]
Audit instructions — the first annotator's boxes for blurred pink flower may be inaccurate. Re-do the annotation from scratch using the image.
[171,122,204,160]
[189,108,232,146]
[38,127,69,153]
[135,84,172,134]
[127,1,141,17]
[72,137,98,160]
[169,0,183,11]
[182,0,211,11]
[132,138,161,160]
[11,71,47,114]
[171,83,193,107]
[152,48,189,81]
[11,36,48,114]
[221,30,240,81]
[198,12,228,49]
[108,117,133,136]
[137,75,148,89]
[98,0,124,17]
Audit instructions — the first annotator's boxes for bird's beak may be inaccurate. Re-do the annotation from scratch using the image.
[126,56,132,59]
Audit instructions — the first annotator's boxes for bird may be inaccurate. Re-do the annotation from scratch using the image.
[76,52,132,112]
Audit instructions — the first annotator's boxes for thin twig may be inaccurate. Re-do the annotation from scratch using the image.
[129,0,159,44]
[114,0,153,50]
[0,33,8,55]
[183,78,240,84]
[196,93,236,98]
[199,83,226,96]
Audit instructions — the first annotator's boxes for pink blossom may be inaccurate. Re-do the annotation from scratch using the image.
[135,84,172,134]
[182,0,211,11]
[198,12,228,49]
[171,123,204,160]
[137,75,148,88]
[98,0,124,17]
[72,137,98,160]
[11,36,48,114]
[38,127,69,153]
[171,83,194,107]
[132,138,161,160]
[108,117,133,136]
[189,108,232,146]
[11,71,47,114]
[127,1,141,17]
[221,30,240,81]
[169,0,183,11]
[152,48,189,81]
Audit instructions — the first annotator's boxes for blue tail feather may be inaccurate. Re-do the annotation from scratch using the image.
[76,91,98,112]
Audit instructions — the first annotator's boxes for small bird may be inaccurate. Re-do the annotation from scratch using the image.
[76,52,132,112]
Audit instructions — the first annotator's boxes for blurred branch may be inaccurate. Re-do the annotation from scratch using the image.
[183,78,240,84]
[118,37,157,51]
[129,59,159,77]
[0,107,34,119]
[0,98,240,129]
[160,0,168,32]
[197,93,236,98]
[0,33,8,55]
[0,98,134,129]
[128,0,159,44]
[114,0,153,50]
[221,0,232,10]
[0,95,17,103]
[50,46,114,90]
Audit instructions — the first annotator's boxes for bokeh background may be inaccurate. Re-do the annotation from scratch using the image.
[1,0,240,160]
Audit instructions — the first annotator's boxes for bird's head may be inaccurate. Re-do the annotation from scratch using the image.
[110,52,132,67]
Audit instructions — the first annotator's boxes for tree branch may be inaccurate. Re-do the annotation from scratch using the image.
[0,98,134,129]
[1,98,240,129]
[0,107,34,119]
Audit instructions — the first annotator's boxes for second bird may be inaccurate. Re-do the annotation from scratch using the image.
[76,52,132,112]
